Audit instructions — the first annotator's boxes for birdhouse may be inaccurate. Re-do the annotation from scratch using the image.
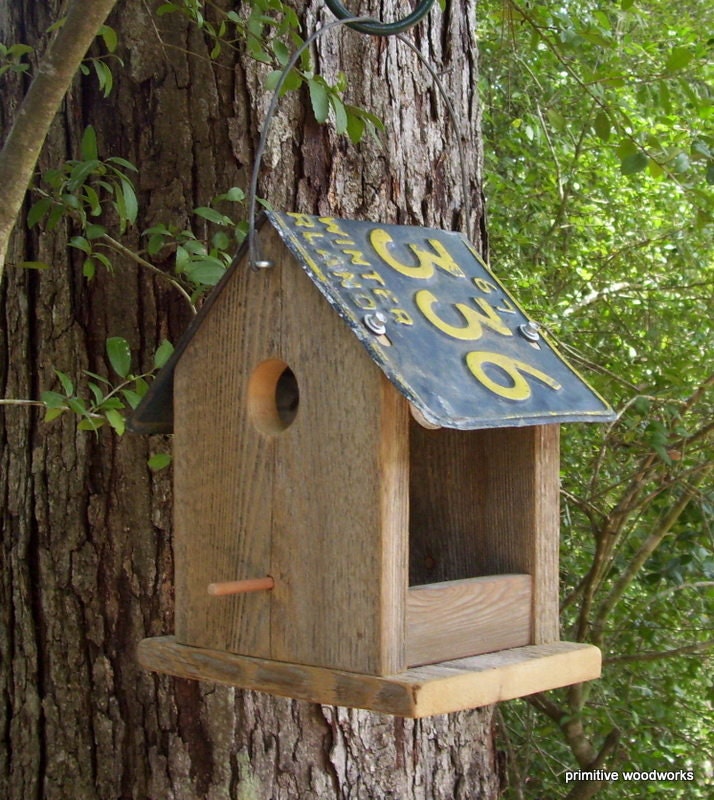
[130,212,614,717]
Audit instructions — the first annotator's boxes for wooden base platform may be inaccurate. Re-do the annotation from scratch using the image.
[138,636,601,718]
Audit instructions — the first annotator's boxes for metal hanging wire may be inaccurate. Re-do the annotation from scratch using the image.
[248,4,472,268]
[323,0,436,36]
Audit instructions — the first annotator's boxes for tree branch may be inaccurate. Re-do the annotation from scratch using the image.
[99,234,197,314]
[590,468,712,646]
[0,0,118,278]
[604,639,714,666]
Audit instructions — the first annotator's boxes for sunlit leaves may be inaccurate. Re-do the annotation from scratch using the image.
[481,2,713,795]
[488,0,714,190]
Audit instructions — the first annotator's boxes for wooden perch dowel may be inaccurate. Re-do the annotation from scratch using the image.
[207,577,275,596]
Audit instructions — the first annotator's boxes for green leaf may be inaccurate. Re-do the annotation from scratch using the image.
[28,198,52,228]
[121,389,143,410]
[69,236,91,254]
[265,70,282,91]
[93,252,113,271]
[78,417,104,432]
[105,409,126,436]
[107,156,138,172]
[186,260,226,286]
[620,151,648,175]
[308,77,329,124]
[83,185,102,216]
[106,336,131,378]
[194,206,232,225]
[546,108,566,132]
[90,382,109,406]
[8,43,33,58]
[593,111,611,142]
[119,177,138,226]
[46,17,67,34]
[665,46,694,73]
[272,39,290,66]
[80,126,99,161]
[147,453,172,471]
[91,59,114,97]
[226,187,245,202]
[212,231,230,251]
[175,245,190,272]
[266,67,302,94]
[84,372,111,387]
[55,370,74,396]
[147,234,167,255]
[41,390,69,409]
[153,339,174,369]
[85,223,106,240]
[330,95,348,135]
[66,397,88,416]
[346,110,365,144]
[648,160,665,179]
[68,159,101,190]
[670,152,690,173]
[156,3,178,16]
[19,261,50,270]
[83,258,96,280]
[99,25,118,53]
[44,407,66,423]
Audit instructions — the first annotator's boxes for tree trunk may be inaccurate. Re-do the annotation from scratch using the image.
[1,2,498,798]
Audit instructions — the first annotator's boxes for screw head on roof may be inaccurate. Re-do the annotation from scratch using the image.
[519,321,541,342]
[363,311,388,336]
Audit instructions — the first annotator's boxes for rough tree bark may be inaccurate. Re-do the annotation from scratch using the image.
[1,1,498,798]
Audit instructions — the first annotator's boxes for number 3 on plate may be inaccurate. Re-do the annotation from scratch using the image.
[466,351,562,400]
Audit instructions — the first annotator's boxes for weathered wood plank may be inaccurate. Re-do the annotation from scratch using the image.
[138,636,602,718]
[173,234,281,658]
[406,574,532,666]
[475,426,560,643]
[272,232,409,674]
[409,424,560,644]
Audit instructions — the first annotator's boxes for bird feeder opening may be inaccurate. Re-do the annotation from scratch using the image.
[248,359,300,434]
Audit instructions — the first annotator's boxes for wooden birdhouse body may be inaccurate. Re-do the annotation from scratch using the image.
[132,213,613,716]
[172,231,407,673]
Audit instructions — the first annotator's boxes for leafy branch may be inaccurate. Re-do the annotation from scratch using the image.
[0,0,119,276]
[36,337,172,470]
[154,0,384,143]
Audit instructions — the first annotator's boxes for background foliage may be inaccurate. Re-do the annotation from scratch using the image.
[478,1,712,797]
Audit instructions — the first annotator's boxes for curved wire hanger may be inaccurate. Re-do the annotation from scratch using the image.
[248,5,471,268]
[323,0,436,36]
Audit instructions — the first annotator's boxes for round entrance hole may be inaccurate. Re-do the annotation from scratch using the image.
[247,359,300,435]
